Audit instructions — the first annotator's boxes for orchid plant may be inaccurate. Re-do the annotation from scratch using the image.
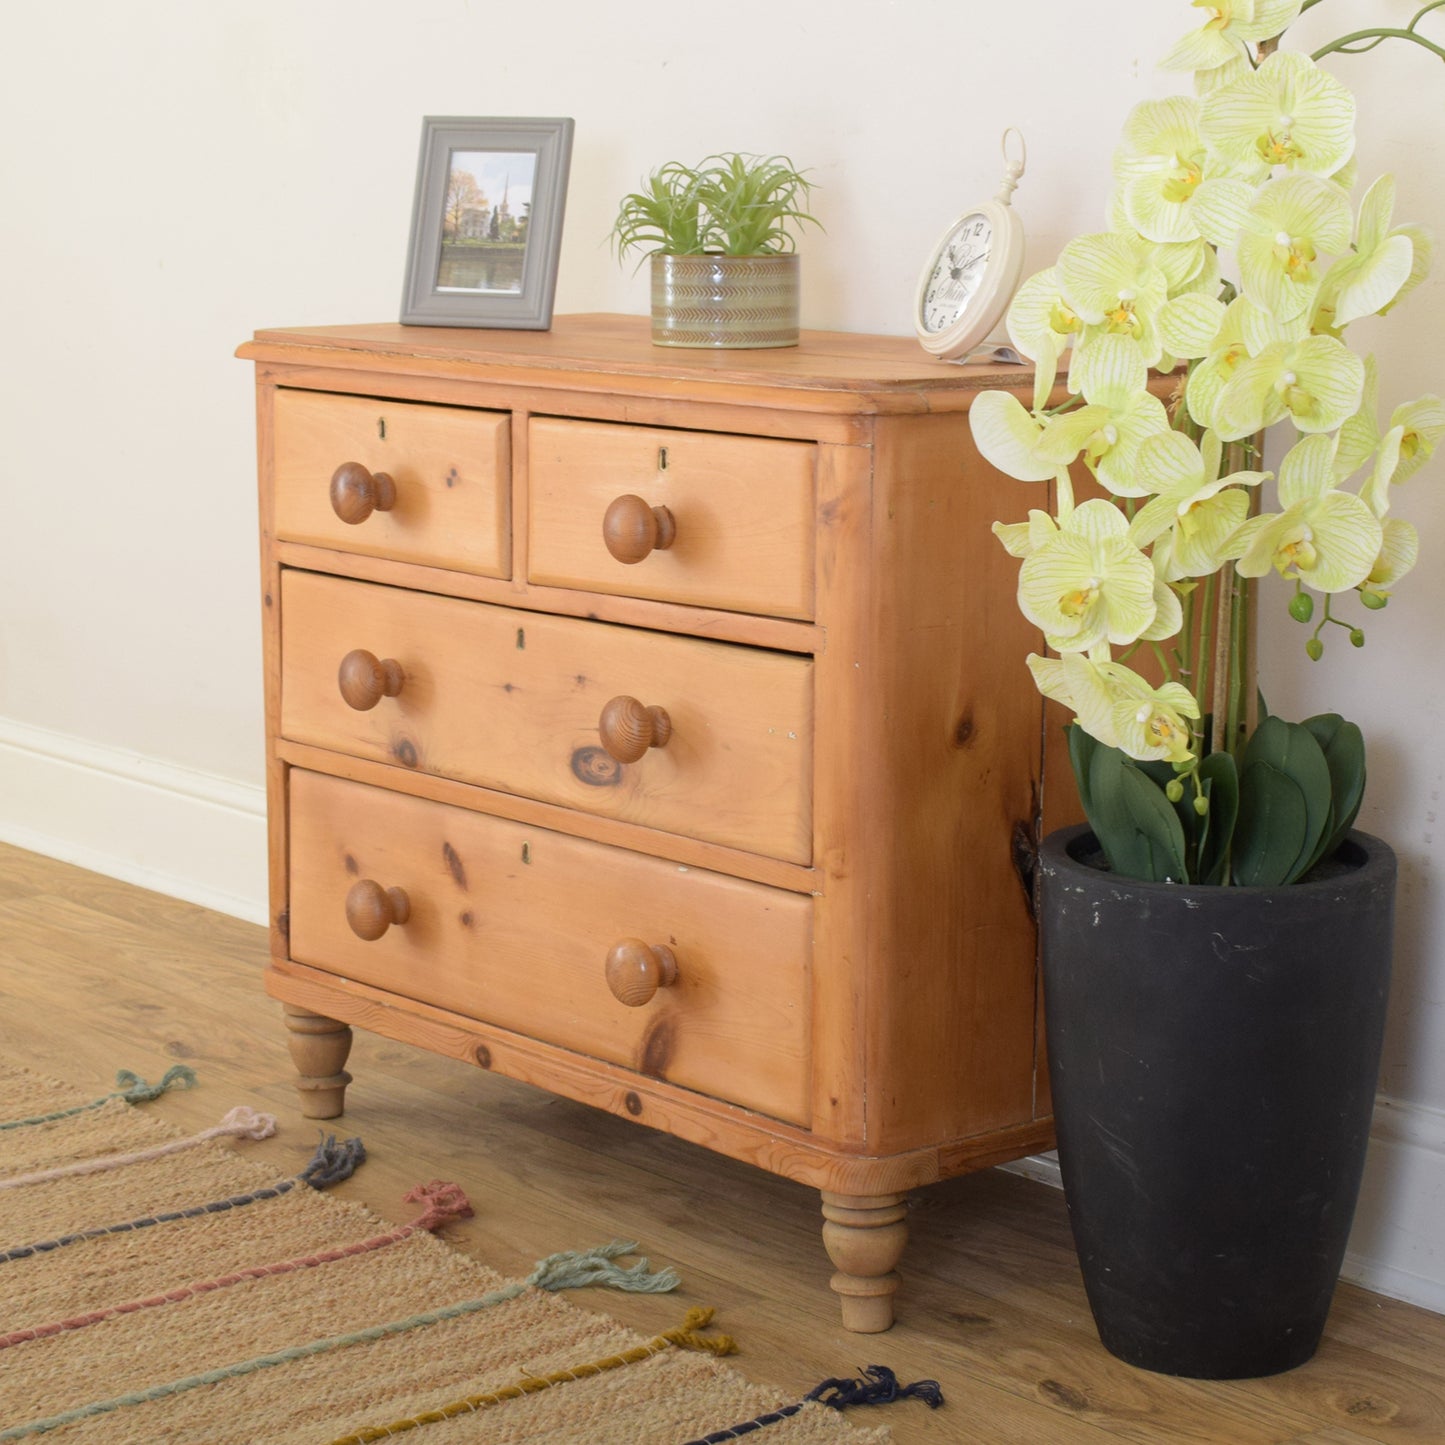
[974,0,1444,887]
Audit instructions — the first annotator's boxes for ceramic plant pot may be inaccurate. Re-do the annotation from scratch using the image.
[1036,823,1396,1379]
[649,252,800,348]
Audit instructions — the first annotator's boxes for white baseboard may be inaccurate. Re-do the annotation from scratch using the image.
[1001,1095,1445,1316]
[0,716,267,924]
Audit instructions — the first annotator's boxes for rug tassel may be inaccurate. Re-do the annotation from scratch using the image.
[807,1364,944,1411]
[113,1065,197,1102]
[656,1305,738,1356]
[402,1180,474,1231]
[299,1134,368,1188]
[527,1239,681,1294]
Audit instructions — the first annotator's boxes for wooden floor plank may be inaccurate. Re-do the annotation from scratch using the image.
[2,840,1443,1444]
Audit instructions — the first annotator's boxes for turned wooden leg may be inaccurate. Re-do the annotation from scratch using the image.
[282,1005,353,1119]
[821,1190,910,1333]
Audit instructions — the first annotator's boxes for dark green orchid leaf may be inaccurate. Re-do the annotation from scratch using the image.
[1196,750,1239,887]
[1233,718,1332,885]
[1301,713,1367,872]
[1084,743,1188,882]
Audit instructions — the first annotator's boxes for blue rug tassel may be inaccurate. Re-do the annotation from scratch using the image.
[298,1134,367,1187]
[807,1364,944,1410]
[681,1362,944,1443]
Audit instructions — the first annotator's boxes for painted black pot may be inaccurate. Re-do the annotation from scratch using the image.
[1037,824,1396,1379]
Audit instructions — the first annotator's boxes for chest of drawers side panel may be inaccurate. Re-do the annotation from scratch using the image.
[809,409,1047,1157]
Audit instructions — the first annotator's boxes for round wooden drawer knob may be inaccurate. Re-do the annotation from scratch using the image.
[602,494,676,564]
[338,650,405,711]
[345,879,410,941]
[598,695,671,763]
[330,462,397,525]
[605,939,679,1007]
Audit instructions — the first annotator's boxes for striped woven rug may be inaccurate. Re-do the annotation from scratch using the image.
[0,1062,940,1443]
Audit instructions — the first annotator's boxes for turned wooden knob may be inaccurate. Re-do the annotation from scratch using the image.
[338,649,405,711]
[605,939,679,1007]
[345,879,410,941]
[598,695,672,763]
[602,494,676,564]
[330,462,397,524]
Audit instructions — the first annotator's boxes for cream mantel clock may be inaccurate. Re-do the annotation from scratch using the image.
[915,129,1027,361]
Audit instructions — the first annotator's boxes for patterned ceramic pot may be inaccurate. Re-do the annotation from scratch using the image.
[649,253,800,349]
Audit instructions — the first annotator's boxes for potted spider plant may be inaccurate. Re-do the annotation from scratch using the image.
[970,0,1442,1379]
[610,152,820,348]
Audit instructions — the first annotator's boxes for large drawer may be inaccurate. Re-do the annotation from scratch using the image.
[527,418,815,618]
[272,389,510,576]
[280,570,813,863]
[287,770,812,1124]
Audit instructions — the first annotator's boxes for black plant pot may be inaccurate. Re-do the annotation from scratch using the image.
[1037,824,1396,1379]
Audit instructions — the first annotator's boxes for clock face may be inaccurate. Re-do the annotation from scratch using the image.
[920,212,994,334]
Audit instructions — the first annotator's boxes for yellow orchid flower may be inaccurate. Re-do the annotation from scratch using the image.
[1215,333,1365,440]
[1237,174,1353,323]
[1357,399,1445,514]
[1199,50,1355,177]
[1160,0,1304,78]
[1232,433,1383,591]
[994,509,1061,560]
[1004,267,1084,411]
[1034,335,1171,497]
[1017,499,1159,652]
[1113,97,1213,245]
[969,390,1059,484]
[1056,232,1171,367]
[1128,430,1269,581]
[1365,518,1420,593]
[1030,653,1199,764]
[1316,176,1419,330]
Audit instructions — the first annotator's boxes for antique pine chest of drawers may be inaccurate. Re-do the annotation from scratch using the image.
[239,315,1055,1330]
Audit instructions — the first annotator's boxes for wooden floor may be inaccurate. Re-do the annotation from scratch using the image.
[3,840,1443,1443]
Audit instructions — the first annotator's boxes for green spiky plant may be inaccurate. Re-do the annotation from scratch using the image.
[610,153,820,261]
[971,0,1443,887]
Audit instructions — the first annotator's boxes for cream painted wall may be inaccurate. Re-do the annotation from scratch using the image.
[3,0,1443,1304]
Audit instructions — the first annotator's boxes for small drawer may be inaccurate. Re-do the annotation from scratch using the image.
[288,771,812,1124]
[272,389,510,577]
[527,418,815,618]
[280,571,813,863]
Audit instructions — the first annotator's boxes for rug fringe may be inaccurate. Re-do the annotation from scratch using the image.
[527,1239,681,1294]
[0,1108,277,1192]
[680,1362,945,1443]
[1,1138,365,1264]
[300,1133,368,1187]
[0,1178,472,1353]
[0,1064,196,1132]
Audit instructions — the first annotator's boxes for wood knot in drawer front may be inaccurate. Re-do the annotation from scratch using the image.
[473,1043,492,1070]
[391,736,420,769]
[639,1016,676,1079]
[442,841,468,889]
[623,1092,644,1117]
[343,855,359,876]
[570,746,622,788]
[954,711,976,747]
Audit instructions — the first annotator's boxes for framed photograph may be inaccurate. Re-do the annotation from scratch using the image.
[401,116,574,329]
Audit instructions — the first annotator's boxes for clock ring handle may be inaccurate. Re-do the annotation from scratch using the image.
[998,128,1027,200]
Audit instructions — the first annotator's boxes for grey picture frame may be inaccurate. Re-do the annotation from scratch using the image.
[400,116,574,329]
